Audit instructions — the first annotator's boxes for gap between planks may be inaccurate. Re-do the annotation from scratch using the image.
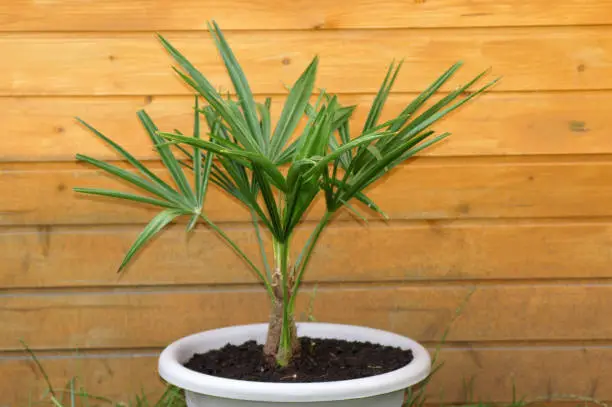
[3,89,612,99]
[6,154,612,169]
[5,278,612,297]
[4,340,612,360]
[4,24,612,36]
[8,215,612,232]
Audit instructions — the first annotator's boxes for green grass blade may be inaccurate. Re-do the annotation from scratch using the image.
[69,377,76,407]
[137,110,195,203]
[20,340,57,399]
[73,188,176,209]
[270,57,318,160]
[118,208,186,272]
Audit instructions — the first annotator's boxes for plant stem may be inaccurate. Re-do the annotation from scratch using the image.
[250,209,272,282]
[289,211,332,310]
[200,214,275,300]
[276,239,293,366]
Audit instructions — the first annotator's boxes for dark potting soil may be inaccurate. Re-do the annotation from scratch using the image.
[184,337,414,383]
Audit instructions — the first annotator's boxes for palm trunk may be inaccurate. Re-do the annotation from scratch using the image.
[263,294,300,366]
[263,241,301,366]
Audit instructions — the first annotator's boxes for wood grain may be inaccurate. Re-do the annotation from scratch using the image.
[3,345,612,405]
[2,27,609,96]
[3,219,612,288]
[2,91,609,162]
[2,160,612,225]
[2,0,611,31]
[3,284,612,350]
[3,2,612,404]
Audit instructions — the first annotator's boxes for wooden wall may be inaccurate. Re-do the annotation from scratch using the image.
[2,1,612,405]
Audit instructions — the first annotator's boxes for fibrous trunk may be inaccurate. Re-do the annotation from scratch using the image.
[263,261,300,366]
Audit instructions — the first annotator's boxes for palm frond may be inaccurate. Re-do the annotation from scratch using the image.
[118,209,187,272]
[138,110,195,203]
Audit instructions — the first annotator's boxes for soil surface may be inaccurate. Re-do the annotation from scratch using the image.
[184,336,414,382]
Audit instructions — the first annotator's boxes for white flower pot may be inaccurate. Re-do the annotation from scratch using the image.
[158,322,431,407]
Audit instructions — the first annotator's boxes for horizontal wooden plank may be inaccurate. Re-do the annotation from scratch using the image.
[3,345,612,406]
[2,160,612,225]
[4,220,612,288]
[2,0,611,31]
[3,284,612,350]
[3,91,609,162]
[2,27,609,95]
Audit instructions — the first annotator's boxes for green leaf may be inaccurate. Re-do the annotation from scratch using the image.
[75,118,176,194]
[287,158,316,191]
[137,110,195,203]
[296,95,337,162]
[340,199,368,222]
[257,99,272,152]
[199,151,214,204]
[387,132,451,171]
[193,97,203,202]
[396,76,499,142]
[354,191,388,220]
[73,188,177,209]
[270,57,318,160]
[253,166,284,239]
[304,130,392,179]
[389,61,464,133]
[347,132,450,200]
[75,154,189,207]
[366,145,383,161]
[284,181,319,235]
[250,209,272,281]
[186,214,199,233]
[208,21,263,148]
[362,60,403,133]
[159,131,288,192]
[118,209,186,273]
[157,35,260,153]
[333,105,356,130]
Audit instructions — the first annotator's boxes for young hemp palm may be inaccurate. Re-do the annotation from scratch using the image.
[74,22,498,367]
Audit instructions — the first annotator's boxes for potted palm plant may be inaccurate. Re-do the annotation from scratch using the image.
[74,22,497,407]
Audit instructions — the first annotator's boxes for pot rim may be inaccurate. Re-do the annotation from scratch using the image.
[158,322,431,402]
